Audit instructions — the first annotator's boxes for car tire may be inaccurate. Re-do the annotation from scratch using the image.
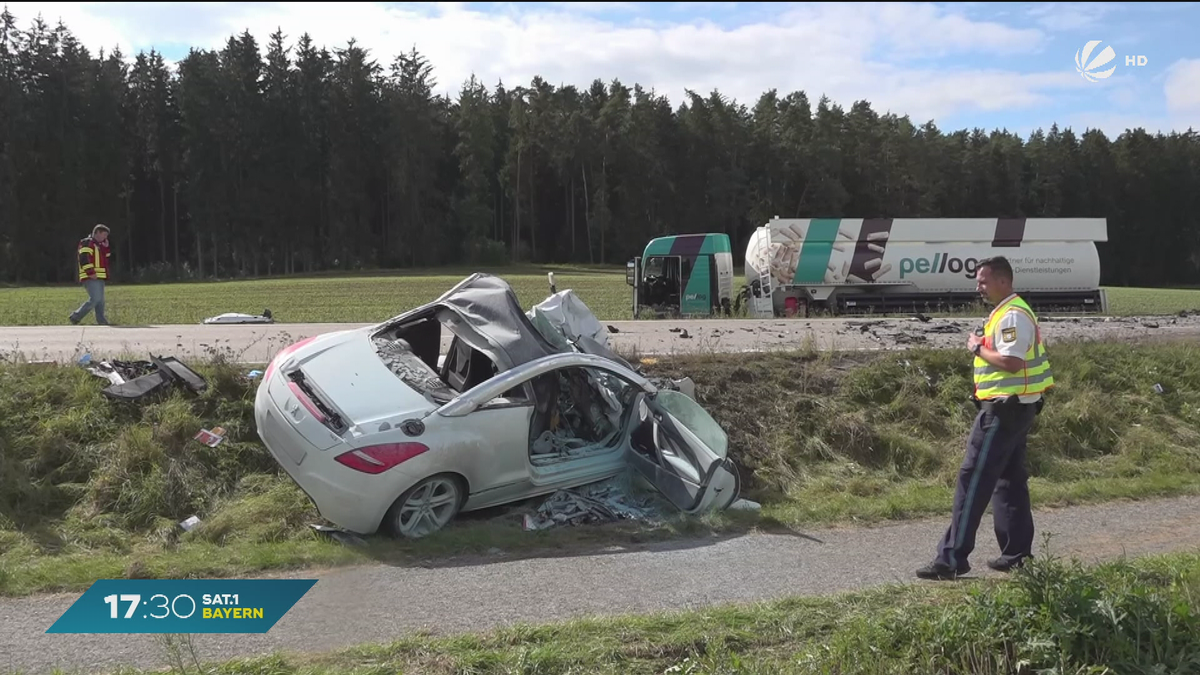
[383,473,465,539]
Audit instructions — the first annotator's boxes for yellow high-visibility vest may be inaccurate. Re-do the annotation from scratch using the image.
[973,294,1054,400]
[78,237,110,281]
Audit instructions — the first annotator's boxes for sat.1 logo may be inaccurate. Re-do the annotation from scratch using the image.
[1075,40,1148,82]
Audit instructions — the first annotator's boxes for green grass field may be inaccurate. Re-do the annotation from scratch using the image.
[3,340,1200,597]
[1,265,1198,324]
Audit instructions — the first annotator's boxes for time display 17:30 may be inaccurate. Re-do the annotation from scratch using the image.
[47,579,316,634]
[104,593,261,620]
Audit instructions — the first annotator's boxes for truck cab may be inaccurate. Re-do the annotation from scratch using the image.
[627,233,734,318]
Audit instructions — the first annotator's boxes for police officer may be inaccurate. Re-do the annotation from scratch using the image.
[916,255,1053,580]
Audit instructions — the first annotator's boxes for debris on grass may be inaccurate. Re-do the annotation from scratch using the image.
[84,359,157,386]
[309,524,367,547]
[194,427,227,447]
[90,354,209,402]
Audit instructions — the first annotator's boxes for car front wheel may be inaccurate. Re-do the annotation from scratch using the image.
[385,474,464,538]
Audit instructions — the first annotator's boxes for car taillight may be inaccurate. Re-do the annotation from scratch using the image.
[334,443,430,474]
[265,336,318,381]
[286,381,327,423]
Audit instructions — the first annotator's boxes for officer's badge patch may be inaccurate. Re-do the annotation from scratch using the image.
[1001,327,1017,343]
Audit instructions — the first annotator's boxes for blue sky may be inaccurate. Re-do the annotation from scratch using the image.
[5,1,1199,139]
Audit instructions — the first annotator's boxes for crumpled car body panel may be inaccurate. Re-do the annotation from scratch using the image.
[254,273,740,537]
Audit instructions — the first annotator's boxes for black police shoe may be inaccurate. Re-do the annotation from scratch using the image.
[915,561,970,580]
[987,556,1027,572]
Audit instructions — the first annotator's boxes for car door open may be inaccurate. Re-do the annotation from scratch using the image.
[628,389,740,514]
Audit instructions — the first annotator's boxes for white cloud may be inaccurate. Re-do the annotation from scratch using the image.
[1065,112,1172,138]
[1164,58,1200,118]
[1026,2,1118,32]
[545,2,642,14]
[1053,57,1200,138]
[0,1,1182,131]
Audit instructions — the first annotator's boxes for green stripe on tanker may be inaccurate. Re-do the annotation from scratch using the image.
[793,218,842,284]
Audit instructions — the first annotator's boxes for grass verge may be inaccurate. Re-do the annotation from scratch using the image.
[84,548,1200,674]
[1,264,1198,324]
[3,340,1200,597]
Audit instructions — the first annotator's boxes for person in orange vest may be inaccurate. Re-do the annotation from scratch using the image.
[69,224,113,325]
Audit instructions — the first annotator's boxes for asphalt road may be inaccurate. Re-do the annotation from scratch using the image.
[2,312,1198,364]
[3,495,1199,674]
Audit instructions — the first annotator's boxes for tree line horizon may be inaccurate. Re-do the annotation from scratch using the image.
[2,11,1197,288]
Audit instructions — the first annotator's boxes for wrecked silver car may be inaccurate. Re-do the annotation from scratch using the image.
[254,273,740,538]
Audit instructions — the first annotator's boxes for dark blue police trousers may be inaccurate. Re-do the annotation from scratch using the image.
[936,397,1039,571]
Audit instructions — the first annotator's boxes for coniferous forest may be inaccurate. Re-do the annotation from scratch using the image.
[1,12,1198,286]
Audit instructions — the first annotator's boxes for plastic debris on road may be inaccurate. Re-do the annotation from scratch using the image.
[522,474,662,531]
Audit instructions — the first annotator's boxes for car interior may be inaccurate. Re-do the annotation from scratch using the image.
[373,308,656,469]
[640,255,683,309]
[372,310,528,402]
[524,366,647,466]
[440,334,502,393]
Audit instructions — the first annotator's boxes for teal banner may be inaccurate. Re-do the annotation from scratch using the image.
[45,579,317,633]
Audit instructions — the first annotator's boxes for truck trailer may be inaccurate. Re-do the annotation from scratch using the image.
[627,217,1109,318]
[744,217,1109,317]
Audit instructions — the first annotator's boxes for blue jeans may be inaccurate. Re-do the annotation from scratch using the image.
[70,278,108,324]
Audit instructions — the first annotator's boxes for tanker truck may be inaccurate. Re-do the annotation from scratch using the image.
[626,217,1109,318]
[747,216,1109,317]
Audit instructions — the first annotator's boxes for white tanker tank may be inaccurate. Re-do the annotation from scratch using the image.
[743,217,1108,317]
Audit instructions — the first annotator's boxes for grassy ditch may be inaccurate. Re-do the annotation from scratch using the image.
[654,339,1200,527]
[2,340,1200,597]
[94,548,1200,674]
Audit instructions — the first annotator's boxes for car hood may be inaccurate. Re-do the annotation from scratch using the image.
[293,329,435,426]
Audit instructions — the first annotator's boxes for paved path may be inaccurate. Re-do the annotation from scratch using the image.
[4,495,1199,674]
[2,313,1197,364]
